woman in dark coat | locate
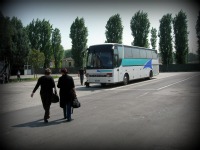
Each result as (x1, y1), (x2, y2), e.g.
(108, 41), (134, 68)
(31, 68), (56, 123)
(57, 68), (75, 121)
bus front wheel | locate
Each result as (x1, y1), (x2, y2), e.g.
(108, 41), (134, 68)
(123, 74), (129, 85)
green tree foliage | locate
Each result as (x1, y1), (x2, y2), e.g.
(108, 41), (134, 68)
(10, 17), (30, 68)
(52, 28), (63, 69)
(130, 10), (150, 47)
(150, 27), (157, 49)
(70, 17), (88, 67)
(26, 19), (41, 50)
(173, 10), (189, 64)
(28, 49), (45, 78)
(0, 13), (30, 70)
(105, 14), (123, 44)
(0, 12), (13, 62)
(196, 11), (200, 63)
(27, 19), (52, 68)
(40, 20), (52, 68)
(64, 49), (72, 58)
(159, 14), (173, 64)
(57, 45), (64, 68)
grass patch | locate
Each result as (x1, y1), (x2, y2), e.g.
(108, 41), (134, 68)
(52, 75), (60, 79)
(9, 78), (37, 83)
(9, 75), (60, 83)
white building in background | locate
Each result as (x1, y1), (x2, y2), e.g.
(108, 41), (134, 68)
(62, 57), (74, 68)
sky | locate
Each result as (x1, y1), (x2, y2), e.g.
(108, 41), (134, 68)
(1, 0), (199, 53)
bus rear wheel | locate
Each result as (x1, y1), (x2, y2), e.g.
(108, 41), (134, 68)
(123, 74), (129, 85)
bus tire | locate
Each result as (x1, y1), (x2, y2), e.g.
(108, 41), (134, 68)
(123, 74), (129, 85)
(101, 83), (106, 87)
(148, 70), (153, 80)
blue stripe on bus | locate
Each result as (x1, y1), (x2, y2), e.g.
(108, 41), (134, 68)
(122, 59), (152, 69)
(122, 59), (149, 66)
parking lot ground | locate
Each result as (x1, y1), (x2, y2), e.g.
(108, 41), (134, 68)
(0, 72), (200, 150)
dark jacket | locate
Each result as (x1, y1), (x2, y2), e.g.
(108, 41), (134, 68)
(57, 74), (75, 108)
(33, 75), (55, 96)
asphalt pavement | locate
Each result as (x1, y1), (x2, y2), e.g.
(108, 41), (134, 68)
(0, 72), (200, 150)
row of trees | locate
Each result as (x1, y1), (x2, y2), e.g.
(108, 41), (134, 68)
(105, 10), (193, 65)
(0, 12), (64, 76)
(1, 10), (200, 73)
(0, 14), (30, 70)
(71, 10), (199, 66)
(27, 19), (64, 74)
(26, 19), (64, 69)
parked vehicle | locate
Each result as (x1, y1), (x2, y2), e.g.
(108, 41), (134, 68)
(85, 43), (159, 87)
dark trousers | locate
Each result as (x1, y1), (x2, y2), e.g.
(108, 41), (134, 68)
(80, 75), (84, 85)
(41, 94), (51, 119)
(63, 101), (72, 120)
(17, 75), (21, 81)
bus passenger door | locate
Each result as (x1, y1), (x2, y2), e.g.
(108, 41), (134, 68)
(113, 45), (123, 83)
(113, 54), (119, 82)
(113, 47), (119, 82)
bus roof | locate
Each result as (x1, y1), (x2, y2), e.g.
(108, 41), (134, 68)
(89, 43), (120, 47)
(89, 43), (157, 51)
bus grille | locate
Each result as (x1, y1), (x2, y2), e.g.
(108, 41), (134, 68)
(89, 74), (107, 77)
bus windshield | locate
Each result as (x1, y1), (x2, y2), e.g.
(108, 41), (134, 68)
(87, 45), (113, 69)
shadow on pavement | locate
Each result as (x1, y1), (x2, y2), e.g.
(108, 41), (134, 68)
(12, 118), (68, 128)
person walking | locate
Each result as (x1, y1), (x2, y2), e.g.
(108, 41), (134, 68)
(17, 70), (21, 82)
(31, 68), (56, 123)
(57, 68), (75, 121)
(78, 67), (85, 85)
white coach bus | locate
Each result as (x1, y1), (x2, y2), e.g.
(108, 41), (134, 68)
(85, 43), (159, 87)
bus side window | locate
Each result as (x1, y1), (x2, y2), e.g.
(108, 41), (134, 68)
(140, 49), (147, 58)
(117, 46), (123, 66)
(146, 50), (152, 58)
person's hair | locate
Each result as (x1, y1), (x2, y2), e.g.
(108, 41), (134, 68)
(45, 68), (51, 75)
(61, 68), (68, 74)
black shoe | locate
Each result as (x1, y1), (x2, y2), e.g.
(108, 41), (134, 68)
(44, 119), (48, 123)
(67, 118), (73, 122)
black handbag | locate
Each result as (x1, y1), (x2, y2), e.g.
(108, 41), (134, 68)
(51, 90), (59, 103)
(71, 89), (80, 108)
(72, 97), (81, 108)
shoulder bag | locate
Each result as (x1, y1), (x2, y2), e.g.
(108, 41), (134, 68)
(51, 90), (59, 103)
(72, 89), (81, 108)
(72, 97), (81, 108)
